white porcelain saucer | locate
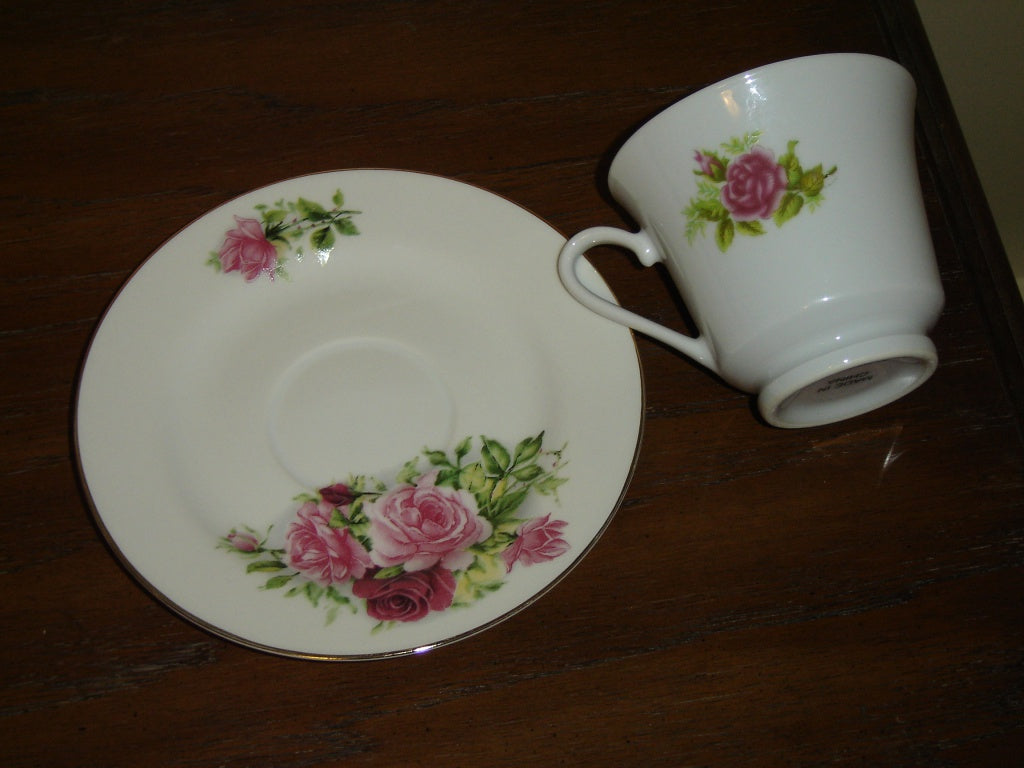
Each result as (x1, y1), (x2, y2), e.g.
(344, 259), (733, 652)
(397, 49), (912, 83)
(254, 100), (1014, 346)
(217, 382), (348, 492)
(75, 170), (643, 660)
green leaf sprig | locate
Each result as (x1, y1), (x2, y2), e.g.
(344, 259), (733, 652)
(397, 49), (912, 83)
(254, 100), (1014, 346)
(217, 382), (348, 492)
(255, 189), (360, 264)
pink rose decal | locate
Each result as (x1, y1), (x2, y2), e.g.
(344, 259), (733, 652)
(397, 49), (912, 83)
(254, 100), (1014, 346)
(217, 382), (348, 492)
(720, 145), (788, 221)
(364, 480), (492, 572)
(285, 500), (373, 585)
(221, 433), (571, 631)
(685, 134), (836, 252)
(352, 566), (457, 623)
(206, 188), (360, 283)
(216, 216), (279, 281)
(501, 514), (570, 572)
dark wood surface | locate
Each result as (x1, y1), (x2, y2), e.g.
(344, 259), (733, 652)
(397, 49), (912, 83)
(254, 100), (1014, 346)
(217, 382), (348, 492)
(3, 1), (1022, 765)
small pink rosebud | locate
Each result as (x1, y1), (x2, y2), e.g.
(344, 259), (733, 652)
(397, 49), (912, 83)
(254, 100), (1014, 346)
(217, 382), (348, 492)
(227, 530), (260, 552)
(694, 151), (726, 181)
(501, 514), (569, 572)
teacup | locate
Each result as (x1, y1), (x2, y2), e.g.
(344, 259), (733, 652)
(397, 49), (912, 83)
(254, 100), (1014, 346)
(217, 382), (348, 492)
(558, 53), (944, 428)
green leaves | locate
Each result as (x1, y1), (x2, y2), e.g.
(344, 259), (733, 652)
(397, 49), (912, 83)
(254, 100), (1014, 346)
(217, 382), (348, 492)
(284, 191), (360, 261)
(310, 225), (335, 254)
(480, 438), (510, 475)
(536, 475), (569, 495)
(691, 197), (729, 222)
(714, 218), (766, 252)
(736, 220), (765, 236)
(720, 131), (762, 155)
(263, 574), (295, 590)
(246, 559), (287, 573)
(684, 181), (730, 245)
(773, 192), (803, 227)
(776, 140), (835, 217)
(715, 219), (735, 253)
(295, 197), (329, 221)
(799, 164), (825, 196)
(458, 462), (487, 492)
(511, 463), (545, 482)
(513, 434), (542, 463)
(778, 139), (803, 186)
(283, 581), (355, 624)
(373, 565), (404, 580)
(396, 456), (422, 485)
(334, 217), (359, 236)
(411, 431), (567, 525)
(454, 435), (473, 461)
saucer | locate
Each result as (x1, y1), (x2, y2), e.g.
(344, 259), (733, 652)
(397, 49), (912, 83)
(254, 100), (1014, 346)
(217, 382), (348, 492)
(75, 170), (643, 659)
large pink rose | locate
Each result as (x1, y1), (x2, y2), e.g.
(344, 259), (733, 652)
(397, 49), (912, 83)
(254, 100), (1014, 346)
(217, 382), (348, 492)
(501, 514), (569, 573)
(217, 216), (279, 281)
(352, 566), (457, 622)
(364, 481), (492, 572)
(720, 145), (788, 220)
(285, 500), (373, 585)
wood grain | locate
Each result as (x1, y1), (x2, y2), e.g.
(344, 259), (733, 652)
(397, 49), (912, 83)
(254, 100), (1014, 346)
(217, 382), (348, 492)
(2, 1), (1022, 766)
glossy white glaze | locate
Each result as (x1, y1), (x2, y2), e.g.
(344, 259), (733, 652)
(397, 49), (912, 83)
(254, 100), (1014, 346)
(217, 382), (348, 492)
(559, 53), (943, 427)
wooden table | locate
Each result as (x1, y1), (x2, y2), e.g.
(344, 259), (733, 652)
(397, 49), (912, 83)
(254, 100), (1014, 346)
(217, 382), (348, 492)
(3, 1), (1022, 765)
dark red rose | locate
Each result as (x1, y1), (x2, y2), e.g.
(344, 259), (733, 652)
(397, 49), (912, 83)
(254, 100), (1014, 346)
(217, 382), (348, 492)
(352, 566), (457, 622)
(319, 483), (355, 507)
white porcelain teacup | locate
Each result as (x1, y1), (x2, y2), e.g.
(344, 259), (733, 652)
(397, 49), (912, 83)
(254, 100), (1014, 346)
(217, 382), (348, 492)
(558, 53), (944, 428)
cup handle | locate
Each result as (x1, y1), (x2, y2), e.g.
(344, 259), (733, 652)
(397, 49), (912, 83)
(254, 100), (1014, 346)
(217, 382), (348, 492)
(558, 226), (718, 373)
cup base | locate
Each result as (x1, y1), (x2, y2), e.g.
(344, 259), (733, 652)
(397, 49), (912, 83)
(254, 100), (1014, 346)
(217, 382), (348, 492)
(757, 335), (938, 428)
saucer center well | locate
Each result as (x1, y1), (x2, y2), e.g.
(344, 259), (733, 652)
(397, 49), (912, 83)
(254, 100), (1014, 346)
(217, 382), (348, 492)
(268, 338), (454, 488)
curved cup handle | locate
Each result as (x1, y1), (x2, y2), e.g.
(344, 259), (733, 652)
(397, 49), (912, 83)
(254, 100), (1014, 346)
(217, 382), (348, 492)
(557, 226), (718, 373)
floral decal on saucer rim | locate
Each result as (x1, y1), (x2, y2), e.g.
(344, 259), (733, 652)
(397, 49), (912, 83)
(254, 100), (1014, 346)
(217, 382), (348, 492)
(206, 189), (361, 281)
(684, 132), (836, 253)
(220, 433), (570, 631)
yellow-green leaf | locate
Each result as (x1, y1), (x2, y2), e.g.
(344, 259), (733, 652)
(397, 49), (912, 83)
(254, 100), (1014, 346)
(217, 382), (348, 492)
(716, 218), (735, 252)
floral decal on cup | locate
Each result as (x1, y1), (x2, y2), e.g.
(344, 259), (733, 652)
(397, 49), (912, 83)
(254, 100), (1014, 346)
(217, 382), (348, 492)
(684, 132), (836, 252)
(206, 189), (360, 281)
(220, 433), (570, 630)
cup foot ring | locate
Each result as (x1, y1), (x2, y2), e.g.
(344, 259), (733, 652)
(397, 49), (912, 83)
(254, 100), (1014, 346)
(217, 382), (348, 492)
(758, 335), (937, 428)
